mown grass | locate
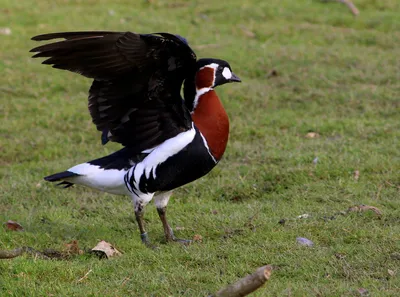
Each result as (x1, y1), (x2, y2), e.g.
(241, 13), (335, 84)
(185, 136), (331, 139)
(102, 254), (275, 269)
(1, 0), (399, 296)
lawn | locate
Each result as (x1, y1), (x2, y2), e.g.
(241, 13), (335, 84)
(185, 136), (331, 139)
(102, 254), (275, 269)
(1, 0), (399, 296)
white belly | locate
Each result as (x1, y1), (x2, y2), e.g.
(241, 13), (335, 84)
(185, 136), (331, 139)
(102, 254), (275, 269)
(66, 163), (131, 196)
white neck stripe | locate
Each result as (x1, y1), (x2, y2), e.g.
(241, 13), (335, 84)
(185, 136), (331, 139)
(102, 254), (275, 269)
(192, 87), (212, 113)
(199, 63), (219, 71)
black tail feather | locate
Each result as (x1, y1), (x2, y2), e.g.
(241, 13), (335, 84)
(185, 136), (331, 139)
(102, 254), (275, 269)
(44, 171), (80, 188)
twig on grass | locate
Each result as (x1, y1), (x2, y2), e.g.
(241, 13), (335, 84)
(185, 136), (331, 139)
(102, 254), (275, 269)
(211, 265), (272, 297)
(322, 0), (360, 16)
(76, 269), (93, 283)
(0, 247), (51, 259)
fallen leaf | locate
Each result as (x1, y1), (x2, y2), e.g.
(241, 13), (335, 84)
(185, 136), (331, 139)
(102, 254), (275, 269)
(334, 253), (346, 260)
(305, 132), (319, 138)
(0, 27), (11, 35)
(120, 276), (130, 286)
(296, 237), (314, 247)
(354, 170), (360, 181)
(4, 220), (24, 231)
(267, 69), (279, 78)
(388, 269), (395, 277)
(193, 234), (203, 242)
(348, 205), (382, 216)
(239, 25), (255, 38)
(357, 288), (369, 296)
(390, 252), (400, 260)
(64, 240), (83, 255)
(91, 240), (121, 258)
(278, 219), (286, 225)
(297, 214), (310, 219)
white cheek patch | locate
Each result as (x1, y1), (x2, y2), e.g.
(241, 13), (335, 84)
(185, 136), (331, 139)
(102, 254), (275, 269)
(222, 67), (232, 80)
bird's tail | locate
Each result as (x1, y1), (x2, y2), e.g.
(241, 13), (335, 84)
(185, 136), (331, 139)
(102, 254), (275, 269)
(44, 171), (80, 188)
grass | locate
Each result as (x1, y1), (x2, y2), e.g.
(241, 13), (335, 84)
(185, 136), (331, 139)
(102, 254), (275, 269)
(1, 0), (399, 296)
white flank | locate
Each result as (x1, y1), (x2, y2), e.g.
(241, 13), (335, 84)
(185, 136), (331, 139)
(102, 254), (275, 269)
(222, 67), (232, 80)
(133, 124), (196, 183)
(153, 191), (173, 208)
(66, 163), (130, 196)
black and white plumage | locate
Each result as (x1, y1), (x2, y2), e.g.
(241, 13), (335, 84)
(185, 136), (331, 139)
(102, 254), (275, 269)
(30, 31), (241, 246)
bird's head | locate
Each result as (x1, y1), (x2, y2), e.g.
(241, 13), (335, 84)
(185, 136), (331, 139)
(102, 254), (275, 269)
(194, 58), (241, 90)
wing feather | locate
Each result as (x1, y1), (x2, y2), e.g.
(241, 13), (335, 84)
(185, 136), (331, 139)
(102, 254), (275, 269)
(31, 31), (196, 152)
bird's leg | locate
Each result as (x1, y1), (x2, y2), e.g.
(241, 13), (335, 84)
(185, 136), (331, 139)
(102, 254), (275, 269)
(133, 199), (157, 249)
(154, 192), (192, 245)
(135, 208), (150, 246)
(156, 206), (176, 242)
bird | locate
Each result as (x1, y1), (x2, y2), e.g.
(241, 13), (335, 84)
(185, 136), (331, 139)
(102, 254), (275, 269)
(30, 31), (241, 247)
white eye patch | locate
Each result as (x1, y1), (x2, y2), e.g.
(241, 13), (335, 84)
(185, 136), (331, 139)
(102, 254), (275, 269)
(222, 67), (232, 80)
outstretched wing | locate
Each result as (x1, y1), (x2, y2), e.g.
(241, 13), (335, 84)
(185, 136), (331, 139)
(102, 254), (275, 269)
(30, 31), (197, 152)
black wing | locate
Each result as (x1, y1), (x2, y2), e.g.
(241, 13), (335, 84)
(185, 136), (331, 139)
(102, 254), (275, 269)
(30, 31), (197, 152)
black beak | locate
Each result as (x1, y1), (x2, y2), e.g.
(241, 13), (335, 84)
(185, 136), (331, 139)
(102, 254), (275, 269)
(229, 72), (241, 83)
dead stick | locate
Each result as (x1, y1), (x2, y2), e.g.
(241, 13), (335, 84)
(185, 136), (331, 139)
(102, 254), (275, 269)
(76, 269), (93, 283)
(212, 265), (272, 297)
(0, 247), (50, 259)
(338, 0), (359, 15)
(322, 0), (359, 16)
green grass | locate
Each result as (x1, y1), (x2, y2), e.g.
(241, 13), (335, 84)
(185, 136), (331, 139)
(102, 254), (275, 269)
(1, 0), (399, 296)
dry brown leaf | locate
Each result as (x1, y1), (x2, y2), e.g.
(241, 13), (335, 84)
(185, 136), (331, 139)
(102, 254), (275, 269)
(296, 237), (314, 247)
(305, 132), (320, 138)
(0, 28), (11, 35)
(390, 252), (400, 260)
(4, 220), (24, 231)
(357, 288), (369, 296)
(323, 0), (359, 16)
(193, 234), (203, 242)
(334, 253), (346, 260)
(64, 240), (83, 255)
(388, 269), (395, 277)
(91, 240), (121, 258)
(267, 69), (279, 78)
(348, 205), (382, 216)
(239, 26), (255, 38)
(354, 170), (360, 181)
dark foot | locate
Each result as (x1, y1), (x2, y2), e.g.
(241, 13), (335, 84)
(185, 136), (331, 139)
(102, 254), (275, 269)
(157, 207), (192, 245)
(165, 227), (192, 245)
(172, 238), (192, 245)
(140, 232), (159, 250)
